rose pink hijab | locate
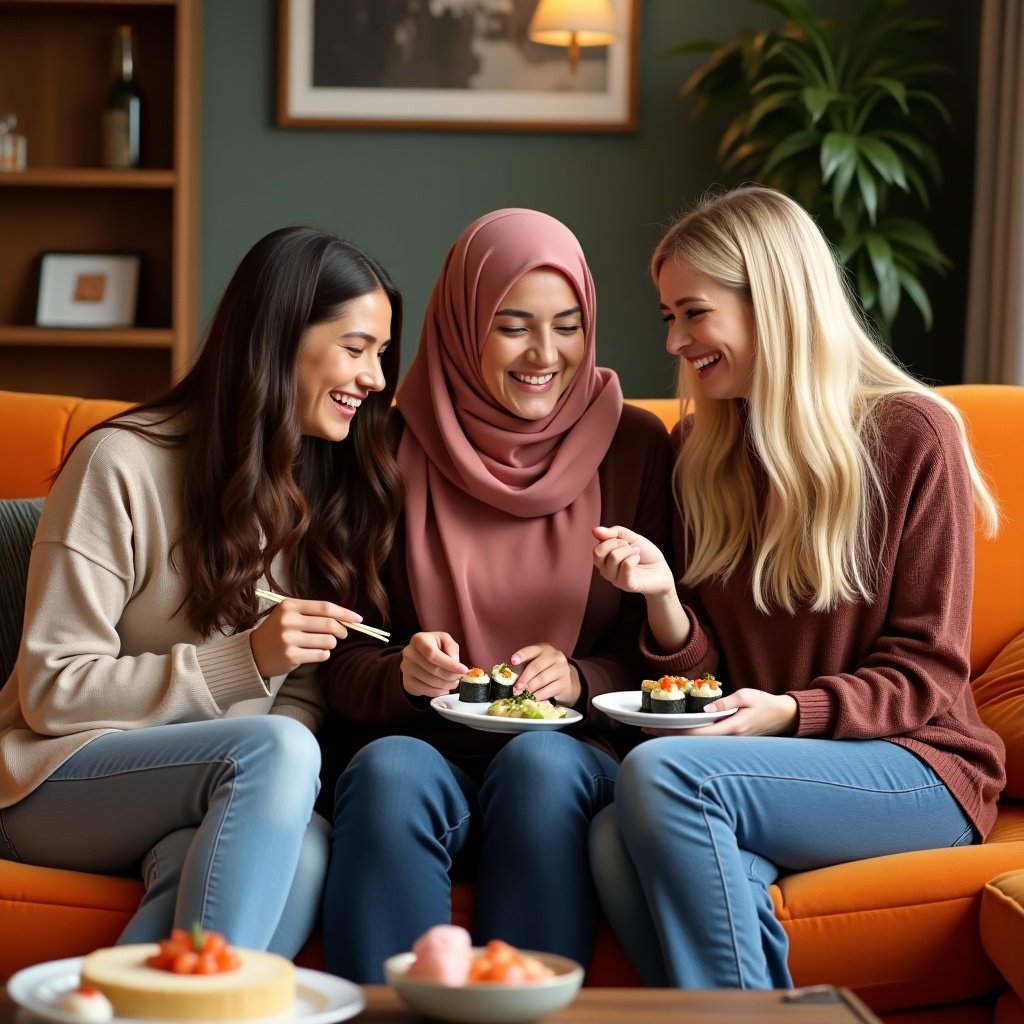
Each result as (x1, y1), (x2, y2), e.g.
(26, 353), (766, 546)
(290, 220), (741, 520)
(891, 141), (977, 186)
(396, 208), (623, 666)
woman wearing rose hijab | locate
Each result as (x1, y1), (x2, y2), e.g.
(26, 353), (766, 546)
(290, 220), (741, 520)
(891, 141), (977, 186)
(319, 208), (674, 982)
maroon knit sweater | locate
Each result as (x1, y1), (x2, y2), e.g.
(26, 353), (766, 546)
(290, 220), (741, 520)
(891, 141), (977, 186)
(642, 392), (1006, 840)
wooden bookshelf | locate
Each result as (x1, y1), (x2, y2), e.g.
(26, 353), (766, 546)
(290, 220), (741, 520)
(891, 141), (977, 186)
(0, 0), (199, 401)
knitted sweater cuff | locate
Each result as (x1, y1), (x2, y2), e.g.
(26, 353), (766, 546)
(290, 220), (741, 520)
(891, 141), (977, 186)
(196, 632), (270, 711)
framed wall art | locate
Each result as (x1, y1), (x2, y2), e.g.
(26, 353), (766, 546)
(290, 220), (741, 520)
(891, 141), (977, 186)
(36, 252), (141, 329)
(277, 0), (638, 133)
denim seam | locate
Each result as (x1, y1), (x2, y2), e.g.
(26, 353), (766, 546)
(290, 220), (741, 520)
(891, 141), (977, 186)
(697, 779), (746, 988)
(196, 755), (239, 930)
(437, 811), (472, 845)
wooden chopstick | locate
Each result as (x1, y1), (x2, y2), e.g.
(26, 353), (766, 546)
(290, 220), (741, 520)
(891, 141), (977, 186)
(255, 588), (390, 642)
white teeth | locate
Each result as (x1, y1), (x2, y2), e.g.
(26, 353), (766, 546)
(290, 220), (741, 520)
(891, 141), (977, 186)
(512, 372), (555, 385)
(331, 392), (362, 408)
(692, 354), (721, 371)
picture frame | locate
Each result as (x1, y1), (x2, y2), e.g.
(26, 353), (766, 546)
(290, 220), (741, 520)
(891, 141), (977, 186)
(277, 0), (638, 133)
(35, 252), (141, 329)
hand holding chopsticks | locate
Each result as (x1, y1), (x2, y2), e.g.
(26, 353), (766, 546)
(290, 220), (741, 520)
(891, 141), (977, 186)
(255, 589), (390, 642)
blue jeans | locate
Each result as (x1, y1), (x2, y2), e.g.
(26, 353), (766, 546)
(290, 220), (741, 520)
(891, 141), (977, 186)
(322, 732), (617, 982)
(588, 736), (974, 989)
(0, 716), (327, 957)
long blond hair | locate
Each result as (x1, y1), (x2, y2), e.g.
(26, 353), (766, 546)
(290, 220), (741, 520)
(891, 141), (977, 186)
(652, 186), (997, 613)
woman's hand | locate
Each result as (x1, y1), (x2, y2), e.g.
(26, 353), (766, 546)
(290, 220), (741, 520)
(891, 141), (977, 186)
(401, 632), (468, 699)
(592, 525), (675, 597)
(250, 598), (362, 679)
(593, 525), (691, 652)
(644, 688), (798, 738)
(510, 644), (581, 706)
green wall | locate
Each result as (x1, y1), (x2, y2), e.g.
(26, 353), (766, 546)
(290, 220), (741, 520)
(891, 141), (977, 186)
(200, 0), (979, 395)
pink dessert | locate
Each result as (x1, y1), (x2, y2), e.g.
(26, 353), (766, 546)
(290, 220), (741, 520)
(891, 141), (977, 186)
(405, 925), (473, 985)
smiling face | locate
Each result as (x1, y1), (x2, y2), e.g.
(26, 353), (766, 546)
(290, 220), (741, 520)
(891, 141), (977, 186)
(480, 268), (585, 420)
(295, 289), (392, 441)
(658, 257), (757, 401)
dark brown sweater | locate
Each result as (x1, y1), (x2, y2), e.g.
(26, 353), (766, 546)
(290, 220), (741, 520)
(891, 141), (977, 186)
(642, 393), (1006, 839)
(323, 403), (675, 779)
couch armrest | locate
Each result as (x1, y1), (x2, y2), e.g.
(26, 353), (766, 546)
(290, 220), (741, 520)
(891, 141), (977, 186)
(981, 870), (1024, 1001)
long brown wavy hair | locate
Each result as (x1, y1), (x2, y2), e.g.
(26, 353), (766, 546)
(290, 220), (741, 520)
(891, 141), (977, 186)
(58, 225), (404, 636)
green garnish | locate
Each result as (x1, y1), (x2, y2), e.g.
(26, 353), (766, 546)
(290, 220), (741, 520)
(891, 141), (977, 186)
(191, 921), (204, 951)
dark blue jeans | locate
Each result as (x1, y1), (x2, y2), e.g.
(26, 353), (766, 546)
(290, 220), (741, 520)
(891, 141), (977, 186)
(322, 731), (617, 982)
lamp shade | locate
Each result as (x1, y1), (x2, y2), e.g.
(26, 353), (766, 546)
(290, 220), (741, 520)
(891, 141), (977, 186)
(527, 0), (618, 48)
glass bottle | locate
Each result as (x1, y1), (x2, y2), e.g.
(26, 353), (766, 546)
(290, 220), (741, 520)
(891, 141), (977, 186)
(0, 113), (27, 172)
(102, 25), (142, 168)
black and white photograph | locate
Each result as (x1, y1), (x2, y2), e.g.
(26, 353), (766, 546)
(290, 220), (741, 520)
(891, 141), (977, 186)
(278, 0), (637, 131)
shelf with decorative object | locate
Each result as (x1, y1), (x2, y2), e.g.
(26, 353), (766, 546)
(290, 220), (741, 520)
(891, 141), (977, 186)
(0, 0), (199, 401)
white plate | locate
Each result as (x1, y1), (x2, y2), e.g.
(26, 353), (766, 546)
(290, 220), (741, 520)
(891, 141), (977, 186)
(6, 956), (366, 1024)
(592, 690), (738, 729)
(430, 694), (583, 733)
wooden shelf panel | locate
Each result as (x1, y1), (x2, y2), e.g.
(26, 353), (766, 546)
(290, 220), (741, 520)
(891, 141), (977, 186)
(0, 168), (175, 188)
(0, 327), (173, 348)
(0, 0), (196, 397)
(0, 344), (172, 402)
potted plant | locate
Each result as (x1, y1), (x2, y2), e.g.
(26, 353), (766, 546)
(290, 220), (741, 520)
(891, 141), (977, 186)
(672, 0), (952, 330)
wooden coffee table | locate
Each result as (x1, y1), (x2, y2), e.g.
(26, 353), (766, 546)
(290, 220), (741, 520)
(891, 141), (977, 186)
(0, 982), (883, 1023)
(355, 985), (883, 1022)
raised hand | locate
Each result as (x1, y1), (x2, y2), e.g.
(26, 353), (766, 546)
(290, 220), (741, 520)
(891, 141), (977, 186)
(592, 525), (675, 597)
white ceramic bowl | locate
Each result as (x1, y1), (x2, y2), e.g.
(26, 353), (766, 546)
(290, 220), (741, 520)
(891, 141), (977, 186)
(384, 948), (584, 1024)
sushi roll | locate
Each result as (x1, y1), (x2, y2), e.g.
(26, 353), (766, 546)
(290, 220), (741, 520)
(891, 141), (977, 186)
(649, 676), (690, 714)
(458, 667), (490, 703)
(687, 673), (723, 712)
(490, 662), (518, 700)
(640, 679), (658, 712)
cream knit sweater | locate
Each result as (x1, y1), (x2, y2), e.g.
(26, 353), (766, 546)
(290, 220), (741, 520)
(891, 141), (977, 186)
(0, 415), (325, 809)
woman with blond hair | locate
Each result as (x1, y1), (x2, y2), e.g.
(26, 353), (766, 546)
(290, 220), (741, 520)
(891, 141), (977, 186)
(590, 185), (1005, 989)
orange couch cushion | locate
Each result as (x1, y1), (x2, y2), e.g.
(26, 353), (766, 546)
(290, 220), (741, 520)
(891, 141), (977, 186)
(981, 871), (1024, 1003)
(775, 841), (1024, 1013)
(937, 385), (1024, 677)
(974, 631), (1024, 798)
(0, 861), (142, 979)
(0, 390), (130, 499)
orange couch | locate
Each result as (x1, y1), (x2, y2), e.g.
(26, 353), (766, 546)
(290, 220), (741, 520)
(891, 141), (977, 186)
(2, 386), (1024, 1023)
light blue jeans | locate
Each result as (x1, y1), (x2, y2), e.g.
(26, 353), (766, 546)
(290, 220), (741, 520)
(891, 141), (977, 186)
(0, 716), (327, 957)
(589, 736), (974, 989)
(322, 731), (618, 982)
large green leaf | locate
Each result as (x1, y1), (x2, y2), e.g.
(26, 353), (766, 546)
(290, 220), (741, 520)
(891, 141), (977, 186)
(860, 76), (908, 113)
(761, 129), (822, 177)
(758, 0), (838, 84)
(855, 157), (880, 222)
(876, 218), (947, 261)
(857, 136), (907, 189)
(802, 85), (840, 123)
(821, 132), (857, 182)
(895, 267), (934, 330)
(765, 37), (829, 87)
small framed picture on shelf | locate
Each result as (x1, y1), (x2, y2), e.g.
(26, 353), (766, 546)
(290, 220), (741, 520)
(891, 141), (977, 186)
(36, 252), (141, 328)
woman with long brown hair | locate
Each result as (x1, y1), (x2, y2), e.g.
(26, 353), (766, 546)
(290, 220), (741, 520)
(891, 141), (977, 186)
(0, 225), (404, 954)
